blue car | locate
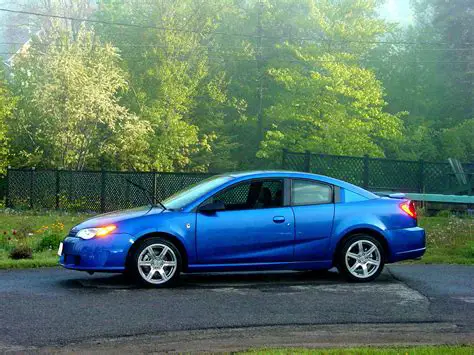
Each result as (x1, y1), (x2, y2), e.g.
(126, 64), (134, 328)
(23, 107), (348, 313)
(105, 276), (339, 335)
(59, 171), (425, 286)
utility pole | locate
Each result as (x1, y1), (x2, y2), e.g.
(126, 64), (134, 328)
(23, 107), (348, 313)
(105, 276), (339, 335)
(470, 47), (474, 119)
(256, 0), (264, 146)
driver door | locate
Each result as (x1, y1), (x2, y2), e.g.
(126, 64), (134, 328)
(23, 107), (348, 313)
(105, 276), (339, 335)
(195, 179), (295, 264)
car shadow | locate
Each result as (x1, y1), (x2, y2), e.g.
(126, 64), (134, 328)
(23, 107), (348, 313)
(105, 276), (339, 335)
(60, 268), (394, 290)
(181, 269), (342, 287)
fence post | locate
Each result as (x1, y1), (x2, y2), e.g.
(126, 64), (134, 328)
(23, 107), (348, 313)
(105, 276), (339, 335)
(282, 149), (288, 169)
(100, 168), (106, 213)
(304, 150), (311, 172)
(363, 155), (369, 189)
(5, 166), (10, 208)
(418, 159), (425, 193)
(152, 170), (157, 205)
(30, 167), (35, 209)
(55, 169), (60, 210)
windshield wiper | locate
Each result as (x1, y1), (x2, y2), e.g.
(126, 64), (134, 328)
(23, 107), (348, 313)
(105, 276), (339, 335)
(125, 178), (167, 211)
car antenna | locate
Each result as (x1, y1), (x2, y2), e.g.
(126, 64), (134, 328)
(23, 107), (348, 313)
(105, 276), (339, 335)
(125, 178), (167, 211)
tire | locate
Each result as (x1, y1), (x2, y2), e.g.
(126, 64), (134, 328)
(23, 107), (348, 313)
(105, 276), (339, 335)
(337, 234), (385, 282)
(129, 237), (182, 287)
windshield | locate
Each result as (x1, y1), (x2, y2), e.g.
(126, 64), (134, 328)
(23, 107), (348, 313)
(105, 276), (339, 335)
(162, 175), (234, 210)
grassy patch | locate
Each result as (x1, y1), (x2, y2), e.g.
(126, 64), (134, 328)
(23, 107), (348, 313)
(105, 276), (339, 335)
(0, 250), (58, 269)
(416, 216), (473, 265)
(0, 210), (93, 269)
(0, 210), (89, 232)
(239, 345), (474, 355)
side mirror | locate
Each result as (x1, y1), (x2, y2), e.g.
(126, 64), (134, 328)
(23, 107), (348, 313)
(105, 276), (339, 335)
(199, 200), (225, 213)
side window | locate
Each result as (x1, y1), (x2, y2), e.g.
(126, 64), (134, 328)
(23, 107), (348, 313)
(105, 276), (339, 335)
(214, 182), (250, 207)
(210, 179), (283, 211)
(292, 180), (332, 206)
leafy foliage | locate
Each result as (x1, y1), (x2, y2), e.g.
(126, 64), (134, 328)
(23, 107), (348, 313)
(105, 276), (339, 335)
(0, 69), (15, 174)
(7, 23), (151, 170)
(1, 0), (472, 172)
(252, 1), (404, 160)
(259, 56), (404, 159)
(371, 0), (474, 161)
(95, 0), (242, 171)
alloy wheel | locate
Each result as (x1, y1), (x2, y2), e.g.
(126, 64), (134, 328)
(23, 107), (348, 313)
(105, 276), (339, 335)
(137, 243), (178, 285)
(344, 239), (381, 279)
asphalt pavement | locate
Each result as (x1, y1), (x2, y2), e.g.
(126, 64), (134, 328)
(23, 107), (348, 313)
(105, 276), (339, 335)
(0, 265), (473, 352)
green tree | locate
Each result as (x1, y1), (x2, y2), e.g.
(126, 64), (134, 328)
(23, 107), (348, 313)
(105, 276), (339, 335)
(258, 55), (404, 159)
(0, 69), (15, 174)
(9, 0), (460, 172)
(371, 0), (473, 161)
(95, 0), (407, 168)
(95, 0), (243, 172)
(7, 23), (151, 170)
(439, 119), (474, 161)
(253, 0), (404, 161)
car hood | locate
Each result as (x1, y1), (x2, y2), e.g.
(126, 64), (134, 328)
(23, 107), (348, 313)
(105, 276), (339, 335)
(70, 206), (163, 232)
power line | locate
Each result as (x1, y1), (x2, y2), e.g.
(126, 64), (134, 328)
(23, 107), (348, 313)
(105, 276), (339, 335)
(379, 47), (474, 52)
(0, 7), (472, 47)
(2, 50), (471, 65)
(256, 0), (264, 144)
(0, 41), (261, 53)
(0, 7), (253, 39)
(0, 24), (40, 28)
(2, 42), (472, 54)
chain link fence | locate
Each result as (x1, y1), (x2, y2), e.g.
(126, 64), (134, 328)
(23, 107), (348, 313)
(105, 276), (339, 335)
(0, 176), (5, 203)
(282, 149), (473, 195)
(4, 169), (213, 212)
(2, 151), (472, 212)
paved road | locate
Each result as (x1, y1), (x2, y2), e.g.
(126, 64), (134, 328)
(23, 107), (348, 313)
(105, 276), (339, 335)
(0, 265), (473, 352)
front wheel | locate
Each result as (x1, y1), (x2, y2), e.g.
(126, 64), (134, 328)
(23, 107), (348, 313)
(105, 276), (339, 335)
(338, 234), (384, 282)
(130, 237), (182, 287)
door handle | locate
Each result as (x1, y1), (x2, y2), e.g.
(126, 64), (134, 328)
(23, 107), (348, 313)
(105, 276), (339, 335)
(273, 216), (285, 223)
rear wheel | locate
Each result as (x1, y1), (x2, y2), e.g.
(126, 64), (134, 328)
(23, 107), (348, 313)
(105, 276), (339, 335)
(130, 237), (182, 287)
(338, 234), (384, 282)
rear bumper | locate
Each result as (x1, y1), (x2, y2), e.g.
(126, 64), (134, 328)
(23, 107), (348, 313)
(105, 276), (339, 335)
(59, 233), (133, 272)
(385, 227), (426, 263)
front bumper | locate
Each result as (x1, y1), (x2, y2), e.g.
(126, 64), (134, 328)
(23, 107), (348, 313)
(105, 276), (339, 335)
(59, 233), (133, 272)
(385, 226), (426, 262)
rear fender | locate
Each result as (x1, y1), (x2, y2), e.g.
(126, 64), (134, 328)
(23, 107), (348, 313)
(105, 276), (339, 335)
(331, 201), (389, 252)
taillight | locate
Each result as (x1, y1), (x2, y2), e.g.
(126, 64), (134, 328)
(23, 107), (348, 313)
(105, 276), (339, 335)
(400, 200), (417, 219)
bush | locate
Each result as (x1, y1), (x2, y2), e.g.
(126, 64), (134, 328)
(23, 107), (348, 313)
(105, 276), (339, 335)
(9, 245), (33, 259)
(464, 242), (474, 259)
(37, 233), (63, 251)
(35, 221), (65, 251)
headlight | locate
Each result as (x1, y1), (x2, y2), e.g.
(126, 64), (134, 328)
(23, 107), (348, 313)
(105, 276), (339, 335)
(76, 225), (116, 240)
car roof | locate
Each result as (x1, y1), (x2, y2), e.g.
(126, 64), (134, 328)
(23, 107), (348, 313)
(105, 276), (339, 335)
(225, 170), (377, 199)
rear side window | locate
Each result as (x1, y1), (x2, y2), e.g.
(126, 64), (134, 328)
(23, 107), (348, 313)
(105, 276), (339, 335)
(292, 180), (332, 206)
(342, 189), (369, 203)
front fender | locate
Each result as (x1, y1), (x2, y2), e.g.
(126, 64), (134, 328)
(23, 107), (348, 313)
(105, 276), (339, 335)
(121, 211), (197, 264)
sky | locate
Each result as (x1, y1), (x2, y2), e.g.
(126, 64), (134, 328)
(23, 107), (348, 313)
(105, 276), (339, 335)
(379, 0), (414, 27)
